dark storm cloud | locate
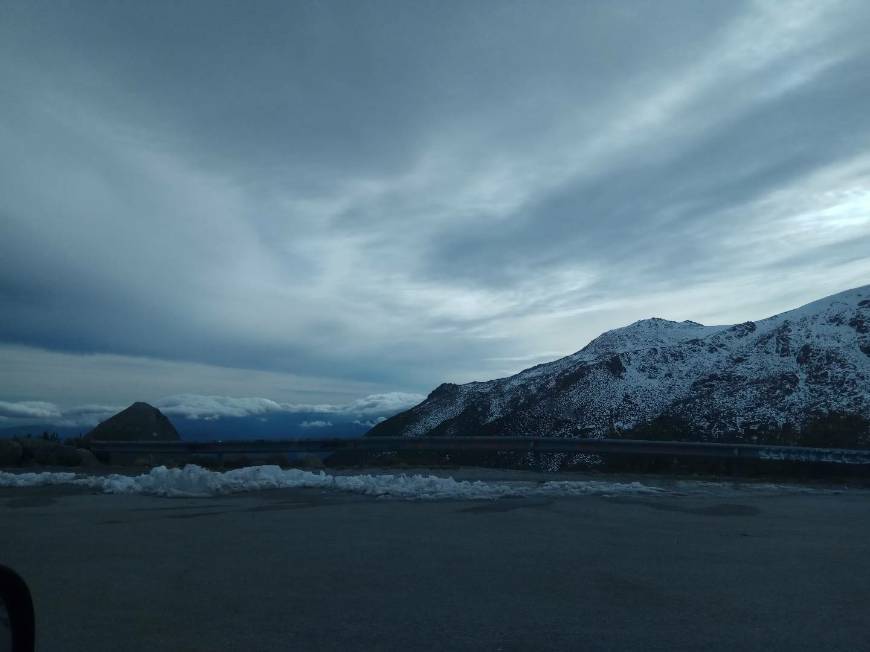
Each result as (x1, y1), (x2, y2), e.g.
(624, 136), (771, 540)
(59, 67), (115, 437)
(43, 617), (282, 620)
(1, 1), (741, 179)
(1, 0), (869, 406)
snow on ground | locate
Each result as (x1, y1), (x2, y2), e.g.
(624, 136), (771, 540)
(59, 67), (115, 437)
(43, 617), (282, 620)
(0, 470), (79, 487)
(0, 465), (844, 499)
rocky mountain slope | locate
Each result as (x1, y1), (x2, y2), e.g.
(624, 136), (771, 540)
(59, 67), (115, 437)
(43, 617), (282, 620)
(369, 286), (870, 441)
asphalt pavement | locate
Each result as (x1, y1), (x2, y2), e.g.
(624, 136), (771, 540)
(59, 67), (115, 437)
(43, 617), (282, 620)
(2, 471), (869, 651)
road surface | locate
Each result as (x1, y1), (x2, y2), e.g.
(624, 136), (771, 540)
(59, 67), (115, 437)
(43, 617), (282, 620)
(2, 469), (869, 651)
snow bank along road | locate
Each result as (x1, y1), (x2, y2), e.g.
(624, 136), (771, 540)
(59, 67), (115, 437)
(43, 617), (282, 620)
(1, 467), (869, 651)
(0, 464), (856, 499)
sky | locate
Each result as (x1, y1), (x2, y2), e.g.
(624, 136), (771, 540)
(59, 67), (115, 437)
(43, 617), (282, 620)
(1, 0), (869, 428)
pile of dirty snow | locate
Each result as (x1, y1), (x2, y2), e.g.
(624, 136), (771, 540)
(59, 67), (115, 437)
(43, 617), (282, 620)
(1, 465), (842, 500)
(0, 464), (672, 500)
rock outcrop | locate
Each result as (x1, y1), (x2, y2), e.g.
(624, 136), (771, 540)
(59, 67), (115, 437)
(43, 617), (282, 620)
(86, 402), (180, 441)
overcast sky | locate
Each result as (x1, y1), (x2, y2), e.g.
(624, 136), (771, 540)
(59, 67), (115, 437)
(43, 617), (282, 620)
(1, 0), (869, 422)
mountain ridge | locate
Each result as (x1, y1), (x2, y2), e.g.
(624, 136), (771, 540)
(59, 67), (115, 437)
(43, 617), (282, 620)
(368, 286), (870, 442)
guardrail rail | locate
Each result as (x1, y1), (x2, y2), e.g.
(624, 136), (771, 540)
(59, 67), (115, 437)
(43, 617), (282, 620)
(88, 437), (870, 466)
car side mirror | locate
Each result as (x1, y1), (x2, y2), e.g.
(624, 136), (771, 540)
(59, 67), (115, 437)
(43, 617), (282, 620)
(0, 565), (34, 652)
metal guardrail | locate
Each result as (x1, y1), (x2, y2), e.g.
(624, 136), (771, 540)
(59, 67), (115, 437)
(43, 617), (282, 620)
(88, 437), (870, 465)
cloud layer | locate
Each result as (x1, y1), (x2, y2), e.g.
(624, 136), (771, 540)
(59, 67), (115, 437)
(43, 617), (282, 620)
(1, 0), (869, 408)
(154, 392), (424, 421)
(0, 392), (424, 430)
(0, 401), (62, 420)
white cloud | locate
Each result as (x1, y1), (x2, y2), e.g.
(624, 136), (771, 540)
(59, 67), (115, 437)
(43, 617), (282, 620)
(0, 401), (62, 420)
(299, 420), (332, 429)
(55, 404), (123, 427)
(0, 401), (124, 429)
(0, 391), (426, 429)
(353, 416), (388, 428)
(147, 392), (424, 421)
(155, 395), (285, 420)
(341, 392), (425, 415)
(283, 392), (425, 416)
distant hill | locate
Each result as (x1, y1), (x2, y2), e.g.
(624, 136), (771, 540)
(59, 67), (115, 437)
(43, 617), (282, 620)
(370, 286), (870, 445)
(86, 402), (180, 441)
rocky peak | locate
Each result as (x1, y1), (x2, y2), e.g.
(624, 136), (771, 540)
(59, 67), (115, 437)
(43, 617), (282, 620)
(86, 402), (180, 441)
(369, 285), (870, 442)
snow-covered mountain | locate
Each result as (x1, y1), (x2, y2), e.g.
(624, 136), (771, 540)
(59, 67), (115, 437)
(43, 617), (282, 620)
(370, 286), (870, 441)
